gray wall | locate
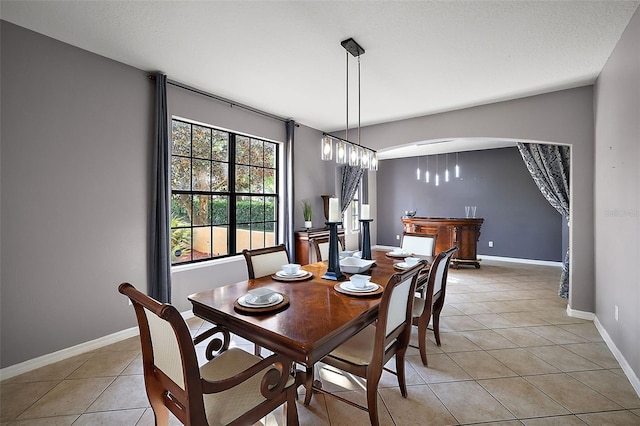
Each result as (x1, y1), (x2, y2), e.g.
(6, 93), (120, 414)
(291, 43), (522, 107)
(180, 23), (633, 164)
(1, 21), (153, 367)
(377, 147), (563, 261)
(359, 87), (595, 314)
(594, 7), (640, 380)
(0, 21), (337, 367)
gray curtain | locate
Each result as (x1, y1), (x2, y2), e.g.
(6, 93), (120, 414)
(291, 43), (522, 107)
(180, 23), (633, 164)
(339, 165), (364, 214)
(284, 121), (295, 260)
(149, 72), (172, 303)
(517, 143), (570, 298)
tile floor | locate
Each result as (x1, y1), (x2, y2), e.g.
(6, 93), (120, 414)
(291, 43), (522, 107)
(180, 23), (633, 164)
(2, 260), (640, 425)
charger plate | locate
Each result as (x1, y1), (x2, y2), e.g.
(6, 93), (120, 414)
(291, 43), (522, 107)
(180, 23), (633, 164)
(271, 271), (314, 282)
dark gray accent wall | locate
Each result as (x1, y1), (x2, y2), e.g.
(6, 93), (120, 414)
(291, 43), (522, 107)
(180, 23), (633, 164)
(377, 147), (563, 261)
(594, 7), (640, 381)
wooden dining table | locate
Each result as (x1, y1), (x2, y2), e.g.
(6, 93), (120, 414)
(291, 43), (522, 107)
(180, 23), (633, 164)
(188, 248), (432, 403)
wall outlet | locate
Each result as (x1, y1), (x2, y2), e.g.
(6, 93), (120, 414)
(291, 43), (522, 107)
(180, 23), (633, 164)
(614, 305), (619, 322)
(396, 234), (400, 240)
(488, 241), (494, 247)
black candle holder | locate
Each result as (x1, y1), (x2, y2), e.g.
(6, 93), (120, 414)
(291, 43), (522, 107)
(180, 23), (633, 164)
(360, 219), (373, 260)
(322, 221), (346, 281)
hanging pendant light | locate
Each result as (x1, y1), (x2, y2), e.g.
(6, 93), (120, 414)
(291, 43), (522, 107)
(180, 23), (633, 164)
(455, 152), (460, 178)
(425, 155), (430, 183)
(416, 156), (421, 180)
(435, 154), (440, 186)
(320, 38), (377, 171)
(445, 153), (450, 182)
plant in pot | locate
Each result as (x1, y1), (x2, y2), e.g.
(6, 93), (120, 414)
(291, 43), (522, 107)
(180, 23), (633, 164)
(302, 200), (313, 229)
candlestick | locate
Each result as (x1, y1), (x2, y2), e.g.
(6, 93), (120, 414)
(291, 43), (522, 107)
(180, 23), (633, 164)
(328, 197), (340, 222)
(322, 221), (346, 281)
(360, 219), (373, 260)
(361, 204), (370, 220)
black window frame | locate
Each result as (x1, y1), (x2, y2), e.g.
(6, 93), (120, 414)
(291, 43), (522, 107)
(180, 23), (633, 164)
(170, 118), (280, 265)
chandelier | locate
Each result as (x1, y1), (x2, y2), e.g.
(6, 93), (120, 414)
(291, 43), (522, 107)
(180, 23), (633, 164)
(321, 38), (378, 171)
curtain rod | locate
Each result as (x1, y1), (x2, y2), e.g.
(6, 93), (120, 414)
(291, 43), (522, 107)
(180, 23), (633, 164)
(148, 74), (290, 124)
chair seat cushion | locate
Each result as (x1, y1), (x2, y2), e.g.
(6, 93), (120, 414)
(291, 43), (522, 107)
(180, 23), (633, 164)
(327, 325), (376, 366)
(412, 297), (426, 317)
(201, 347), (294, 425)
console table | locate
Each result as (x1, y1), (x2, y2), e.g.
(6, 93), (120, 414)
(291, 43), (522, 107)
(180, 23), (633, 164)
(401, 217), (483, 268)
(294, 227), (345, 265)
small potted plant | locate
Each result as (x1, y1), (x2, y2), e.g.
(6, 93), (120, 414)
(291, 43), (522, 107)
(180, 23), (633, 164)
(302, 200), (313, 229)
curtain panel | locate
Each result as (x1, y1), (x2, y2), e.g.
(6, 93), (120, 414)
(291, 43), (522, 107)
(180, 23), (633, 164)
(149, 72), (172, 303)
(284, 121), (295, 259)
(339, 165), (364, 214)
(517, 143), (570, 298)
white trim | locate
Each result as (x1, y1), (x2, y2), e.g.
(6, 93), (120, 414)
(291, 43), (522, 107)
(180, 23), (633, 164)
(478, 255), (562, 267)
(0, 327), (139, 381)
(0, 308), (198, 381)
(594, 316), (640, 397)
(566, 305), (595, 320)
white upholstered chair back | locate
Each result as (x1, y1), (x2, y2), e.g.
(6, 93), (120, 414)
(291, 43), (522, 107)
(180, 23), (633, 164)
(144, 307), (185, 389)
(386, 275), (414, 335)
(402, 234), (436, 256)
(250, 250), (289, 278)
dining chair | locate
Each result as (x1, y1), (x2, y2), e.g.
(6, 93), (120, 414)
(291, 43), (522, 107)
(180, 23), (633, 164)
(243, 244), (291, 279)
(410, 246), (458, 366)
(242, 244), (291, 356)
(314, 261), (425, 426)
(401, 231), (438, 287)
(119, 283), (301, 426)
(309, 236), (345, 262)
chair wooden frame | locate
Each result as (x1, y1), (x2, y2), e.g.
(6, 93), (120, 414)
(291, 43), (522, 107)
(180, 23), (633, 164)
(119, 283), (302, 425)
(314, 261), (425, 426)
(411, 246), (458, 366)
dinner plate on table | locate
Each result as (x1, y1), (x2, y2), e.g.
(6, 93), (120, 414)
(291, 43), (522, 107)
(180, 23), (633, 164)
(394, 262), (411, 270)
(340, 281), (378, 293)
(386, 251), (411, 258)
(237, 292), (284, 308)
(275, 270), (308, 278)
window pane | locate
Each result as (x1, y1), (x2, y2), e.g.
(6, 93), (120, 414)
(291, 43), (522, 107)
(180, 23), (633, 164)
(251, 226), (265, 249)
(250, 139), (264, 166)
(236, 195), (250, 224)
(192, 125), (211, 159)
(193, 226), (212, 259)
(264, 142), (276, 168)
(171, 227), (192, 264)
(250, 166), (264, 193)
(211, 161), (228, 192)
(212, 130), (228, 162)
(265, 196), (276, 221)
(212, 195), (228, 225)
(212, 225), (229, 256)
(172, 121), (190, 156)
(264, 168), (275, 194)
(265, 222), (276, 246)
(236, 136), (250, 164)
(171, 157), (191, 190)
(251, 196), (265, 222)
(236, 165), (250, 193)
(192, 159), (211, 191)
(193, 195), (211, 226)
(171, 194), (191, 222)
(236, 227), (250, 252)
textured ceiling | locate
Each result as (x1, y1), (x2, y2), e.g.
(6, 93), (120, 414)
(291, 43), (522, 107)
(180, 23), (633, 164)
(2, 1), (638, 156)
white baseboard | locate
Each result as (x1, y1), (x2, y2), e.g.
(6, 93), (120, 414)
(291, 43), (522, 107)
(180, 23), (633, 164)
(566, 305), (596, 321)
(0, 327), (139, 381)
(594, 316), (640, 397)
(478, 255), (562, 267)
(0, 309), (198, 382)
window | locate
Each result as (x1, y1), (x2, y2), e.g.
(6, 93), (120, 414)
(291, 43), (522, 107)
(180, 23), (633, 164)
(350, 182), (361, 232)
(170, 119), (279, 265)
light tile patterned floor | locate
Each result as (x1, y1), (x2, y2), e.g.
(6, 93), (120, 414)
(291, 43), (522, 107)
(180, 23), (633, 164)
(2, 260), (639, 425)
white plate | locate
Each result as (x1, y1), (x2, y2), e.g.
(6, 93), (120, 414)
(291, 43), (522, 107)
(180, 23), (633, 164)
(387, 251), (409, 257)
(238, 292), (284, 308)
(340, 281), (378, 293)
(275, 270), (307, 278)
(395, 262), (410, 269)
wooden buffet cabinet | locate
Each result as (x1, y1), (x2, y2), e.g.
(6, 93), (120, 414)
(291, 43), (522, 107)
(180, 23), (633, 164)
(401, 217), (484, 268)
(294, 227), (345, 265)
